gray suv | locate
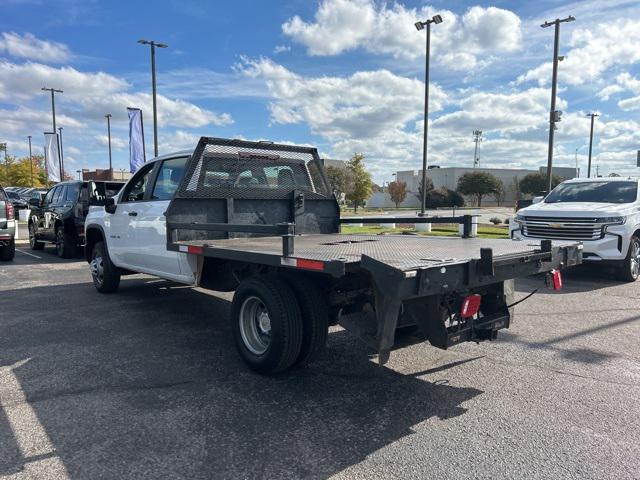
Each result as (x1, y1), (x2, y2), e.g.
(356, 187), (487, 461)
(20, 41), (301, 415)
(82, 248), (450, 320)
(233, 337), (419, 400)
(0, 185), (16, 261)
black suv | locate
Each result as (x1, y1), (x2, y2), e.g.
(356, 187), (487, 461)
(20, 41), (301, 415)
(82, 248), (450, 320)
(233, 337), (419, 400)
(29, 180), (123, 258)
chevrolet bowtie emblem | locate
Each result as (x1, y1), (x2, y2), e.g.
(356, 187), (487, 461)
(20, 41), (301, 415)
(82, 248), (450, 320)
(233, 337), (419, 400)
(549, 223), (563, 228)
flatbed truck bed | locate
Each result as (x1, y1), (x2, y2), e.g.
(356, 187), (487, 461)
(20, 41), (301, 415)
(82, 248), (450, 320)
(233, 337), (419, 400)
(159, 137), (583, 373)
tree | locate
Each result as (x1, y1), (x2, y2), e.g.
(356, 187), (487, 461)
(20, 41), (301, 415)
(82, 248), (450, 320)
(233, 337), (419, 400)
(0, 154), (52, 187)
(456, 171), (501, 207)
(415, 172), (434, 202)
(345, 153), (372, 213)
(325, 165), (351, 202)
(388, 181), (407, 208)
(492, 179), (506, 206)
(519, 172), (562, 196)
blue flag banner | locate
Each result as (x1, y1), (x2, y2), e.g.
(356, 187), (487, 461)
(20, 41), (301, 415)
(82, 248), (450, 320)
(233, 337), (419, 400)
(128, 107), (146, 173)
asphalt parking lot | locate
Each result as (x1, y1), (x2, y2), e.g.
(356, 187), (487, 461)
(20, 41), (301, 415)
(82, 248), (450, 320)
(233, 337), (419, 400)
(1, 244), (639, 479)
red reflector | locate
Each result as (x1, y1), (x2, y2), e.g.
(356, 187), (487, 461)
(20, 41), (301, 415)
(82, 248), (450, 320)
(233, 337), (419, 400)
(187, 245), (203, 255)
(6, 203), (14, 220)
(551, 269), (562, 291)
(460, 294), (481, 318)
(296, 258), (324, 271)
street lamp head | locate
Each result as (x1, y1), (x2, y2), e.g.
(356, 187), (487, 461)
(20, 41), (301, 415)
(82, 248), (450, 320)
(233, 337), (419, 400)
(156, 43), (168, 48)
(431, 14), (443, 24)
(415, 21), (425, 31)
(138, 39), (150, 45)
(105, 113), (112, 118)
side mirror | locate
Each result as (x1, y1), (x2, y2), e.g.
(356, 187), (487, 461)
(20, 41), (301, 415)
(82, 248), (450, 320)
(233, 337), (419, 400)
(29, 198), (40, 207)
(532, 196), (544, 204)
(105, 197), (117, 214)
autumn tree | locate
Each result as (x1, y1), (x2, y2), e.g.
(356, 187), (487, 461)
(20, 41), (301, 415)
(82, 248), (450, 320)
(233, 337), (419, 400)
(388, 181), (407, 208)
(0, 155), (51, 187)
(345, 153), (372, 213)
(457, 171), (501, 207)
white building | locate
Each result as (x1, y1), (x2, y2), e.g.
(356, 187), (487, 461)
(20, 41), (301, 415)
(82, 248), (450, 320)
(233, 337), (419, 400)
(370, 166), (577, 208)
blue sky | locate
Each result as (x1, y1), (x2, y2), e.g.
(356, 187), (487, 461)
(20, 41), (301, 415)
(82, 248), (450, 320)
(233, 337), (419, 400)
(2, 0), (640, 183)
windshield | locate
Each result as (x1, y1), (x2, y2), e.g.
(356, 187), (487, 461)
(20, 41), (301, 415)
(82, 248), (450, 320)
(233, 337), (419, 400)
(545, 181), (638, 204)
(7, 191), (20, 200)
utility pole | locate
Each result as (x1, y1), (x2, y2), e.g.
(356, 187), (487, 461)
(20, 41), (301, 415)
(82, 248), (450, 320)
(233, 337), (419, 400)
(472, 130), (482, 168)
(42, 87), (63, 178)
(138, 39), (168, 158)
(105, 113), (113, 178)
(541, 15), (575, 192)
(586, 112), (599, 178)
(596, 164), (600, 177)
(28, 136), (33, 187)
(58, 127), (64, 178)
(415, 14), (443, 215)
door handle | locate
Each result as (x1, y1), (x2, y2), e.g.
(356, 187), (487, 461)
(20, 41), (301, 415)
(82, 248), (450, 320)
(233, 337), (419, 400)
(128, 211), (138, 217)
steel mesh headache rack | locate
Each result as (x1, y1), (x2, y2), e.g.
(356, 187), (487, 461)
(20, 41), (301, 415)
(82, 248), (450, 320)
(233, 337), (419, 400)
(165, 137), (582, 368)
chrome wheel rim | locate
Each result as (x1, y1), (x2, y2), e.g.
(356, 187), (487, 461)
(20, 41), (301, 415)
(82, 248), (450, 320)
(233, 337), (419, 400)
(631, 240), (640, 278)
(90, 254), (104, 285)
(239, 296), (271, 355)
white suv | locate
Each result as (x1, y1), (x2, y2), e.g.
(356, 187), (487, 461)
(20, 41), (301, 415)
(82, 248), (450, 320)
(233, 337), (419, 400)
(511, 177), (640, 281)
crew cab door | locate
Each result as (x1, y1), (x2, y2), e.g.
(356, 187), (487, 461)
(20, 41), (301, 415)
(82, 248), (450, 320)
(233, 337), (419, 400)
(108, 163), (156, 268)
(134, 157), (189, 276)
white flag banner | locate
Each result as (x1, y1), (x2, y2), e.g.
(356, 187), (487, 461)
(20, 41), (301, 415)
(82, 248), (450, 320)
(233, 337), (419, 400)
(44, 133), (60, 182)
(128, 108), (146, 173)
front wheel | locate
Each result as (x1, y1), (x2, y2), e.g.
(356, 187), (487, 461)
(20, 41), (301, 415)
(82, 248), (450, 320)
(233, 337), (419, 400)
(231, 275), (303, 374)
(617, 235), (640, 282)
(90, 241), (120, 293)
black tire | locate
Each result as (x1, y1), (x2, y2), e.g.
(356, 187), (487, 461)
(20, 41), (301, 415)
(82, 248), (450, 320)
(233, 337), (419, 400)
(55, 226), (76, 259)
(283, 275), (329, 366)
(0, 240), (15, 261)
(90, 241), (120, 293)
(617, 235), (640, 282)
(29, 223), (44, 250)
(231, 275), (303, 374)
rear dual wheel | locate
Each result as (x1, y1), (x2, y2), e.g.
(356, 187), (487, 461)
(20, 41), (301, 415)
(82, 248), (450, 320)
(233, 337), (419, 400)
(231, 274), (328, 374)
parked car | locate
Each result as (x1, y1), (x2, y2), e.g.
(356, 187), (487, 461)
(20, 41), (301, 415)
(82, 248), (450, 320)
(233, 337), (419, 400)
(28, 180), (124, 258)
(5, 190), (29, 212)
(511, 177), (640, 281)
(0, 185), (16, 261)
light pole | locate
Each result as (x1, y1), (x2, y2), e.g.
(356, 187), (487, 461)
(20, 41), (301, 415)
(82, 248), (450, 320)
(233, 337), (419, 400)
(58, 127), (64, 178)
(415, 14), (443, 215)
(105, 113), (113, 177)
(42, 87), (63, 177)
(541, 15), (575, 193)
(586, 112), (599, 178)
(28, 136), (33, 187)
(138, 39), (168, 158)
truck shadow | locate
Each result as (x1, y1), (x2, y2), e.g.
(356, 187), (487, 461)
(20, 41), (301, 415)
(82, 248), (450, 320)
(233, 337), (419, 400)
(0, 278), (482, 479)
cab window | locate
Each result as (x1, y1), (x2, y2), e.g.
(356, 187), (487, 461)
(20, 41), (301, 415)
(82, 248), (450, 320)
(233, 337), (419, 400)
(151, 157), (188, 200)
(121, 164), (155, 202)
(52, 186), (66, 205)
(43, 187), (56, 205)
(65, 183), (80, 202)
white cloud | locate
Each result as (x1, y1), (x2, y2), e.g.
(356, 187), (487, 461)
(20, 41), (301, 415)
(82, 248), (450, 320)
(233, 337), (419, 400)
(282, 0), (521, 70)
(273, 45), (291, 54)
(95, 134), (127, 150)
(517, 19), (640, 86)
(241, 57), (447, 141)
(0, 32), (71, 63)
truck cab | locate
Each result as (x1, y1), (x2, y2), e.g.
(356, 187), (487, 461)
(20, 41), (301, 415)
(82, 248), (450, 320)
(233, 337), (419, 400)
(511, 177), (640, 281)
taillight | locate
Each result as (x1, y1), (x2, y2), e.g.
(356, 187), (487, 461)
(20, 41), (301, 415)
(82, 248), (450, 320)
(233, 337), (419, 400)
(551, 269), (562, 291)
(460, 294), (481, 318)
(5, 202), (14, 220)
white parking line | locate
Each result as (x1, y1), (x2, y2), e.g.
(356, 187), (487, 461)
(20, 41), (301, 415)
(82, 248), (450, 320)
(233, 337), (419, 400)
(0, 359), (70, 479)
(15, 249), (41, 259)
